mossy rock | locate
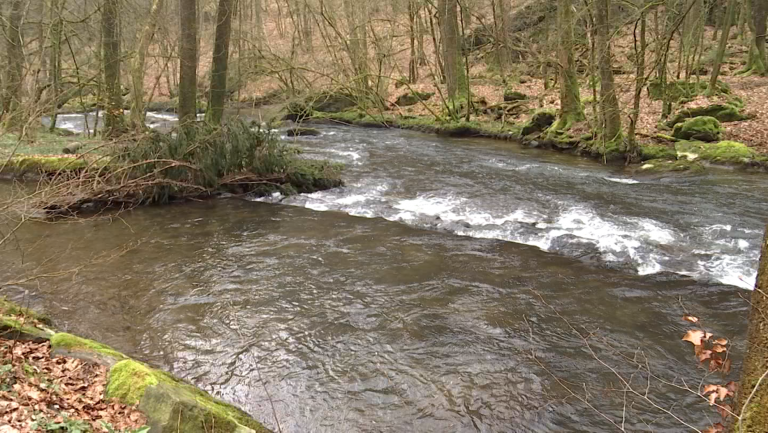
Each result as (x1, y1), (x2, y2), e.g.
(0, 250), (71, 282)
(583, 135), (627, 162)
(639, 158), (705, 173)
(521, 110), (556, 136)
(1, 156), (88, 176)
(50, 332), (128, 367)
(672, 116), (722, 142)
(640, 144), (677, 161)
(286, 127), (322, 137)
(145, 99), (179, 113)
(647, 79), (730, 102)
(675, 140), (757, 164)
(393, 91), (434, 107)
(0, 318), (54, 342)
(503, 90), (527, 102)
(0, 298), (53, 325)
(307, 91), (358, 113)
(666, 104), (751, 127)
(108, 360), (270, 433)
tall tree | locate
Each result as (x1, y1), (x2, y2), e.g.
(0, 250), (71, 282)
(1, 0), (25, 127)
(178, 0), (198, 125)
(438, 0), (466, 99)
(553, 0), (584, 130)
(741, 0), (768, 75)
(206, 0), (235, 125)
(49, 0), (65, 132)
(595, 0), (622, 140)
(102, 0), (124, 136)
(710, 0), (738, 90)
(130, 0), (165, 129)
(627, 10), (646, 158)
(344, 0), (370, 92)
(733, 226), (768, 431)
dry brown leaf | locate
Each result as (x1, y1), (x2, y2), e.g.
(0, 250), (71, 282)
(714, 338), (728, 345)
(683, 315), (699, 323)
(683, 329), (706, 346)
(713, 345), (728, 353)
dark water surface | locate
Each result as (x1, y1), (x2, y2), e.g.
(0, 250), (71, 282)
(3, 119), (765, 431)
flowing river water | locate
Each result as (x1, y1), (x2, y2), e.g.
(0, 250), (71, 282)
(1, 114), (766, 431)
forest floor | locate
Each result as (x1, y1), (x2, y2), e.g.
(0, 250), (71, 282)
(0, 337), (146, 433)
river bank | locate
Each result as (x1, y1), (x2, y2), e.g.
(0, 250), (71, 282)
(0, 298), (271, 433)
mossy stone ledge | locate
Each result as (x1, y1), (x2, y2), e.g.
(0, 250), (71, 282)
(0, 299), (272, 433)
(671, 116), (723, 142)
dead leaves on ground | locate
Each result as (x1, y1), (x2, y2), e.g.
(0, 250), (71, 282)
(0, 338), (146, 432)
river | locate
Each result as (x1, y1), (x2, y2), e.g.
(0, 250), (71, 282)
(1, 114), (763, 431)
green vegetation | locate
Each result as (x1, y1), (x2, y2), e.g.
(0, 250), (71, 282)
(676, 140), (758, 163)
(51, 333), (128, 363)
(640, 144), (677, 161)
(666, 103), (751, 127)
(647, 79), (730, 102)
(671, 116), (723, 142)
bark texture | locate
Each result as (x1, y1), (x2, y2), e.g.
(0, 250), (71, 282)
(554, 0), (584, 130)
(595, 0), (622, 140)
(207, 0), (235, 125)
(2, 0), (25, 127)
(102, 0), (124, 136)
(130, 0), (164, 128)
(438, 0), (466, 98)
(734, 226), (768, 432)
(178, 0), (198, 125)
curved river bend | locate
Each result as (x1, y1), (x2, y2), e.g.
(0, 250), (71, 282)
(2, 119), (766, 431)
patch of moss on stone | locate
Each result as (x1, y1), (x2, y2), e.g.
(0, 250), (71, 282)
(672, 116), (722, 142)
(0, 298), (52, 325)
(640, 144), (677, 161)
(521, 109), (556, 136)
(639, 158), (705, 173)
(666, 104), (751, 127)
(50, 333), (128, 363)
(675, 140), (757, 164)
(2, 156), (89, 175)
(109, 360), (270, 432)
(0, 318), (53, 342)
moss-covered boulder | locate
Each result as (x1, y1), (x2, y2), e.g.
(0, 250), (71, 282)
(0, 318), (54, 342)
(108, 360), (270, 433)
(503, 90), (527, 102)
(666, 104), (751, 127)
(521, 110), (556, 136)
(638, 158), (705, 173)
(51, 333), (128, 367)
(640, 144), (677, 161)
(647, 79), (730, 102)
(675, 140), (757, 164)
(0, 156), (89, 177)
(393, 91), (434, 107)
(672, 116), (722, 142)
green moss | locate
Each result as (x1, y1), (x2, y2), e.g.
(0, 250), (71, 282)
(50, 333), (128, 362)
(672, 116), (722, 142)
(647, 79), (729, 102)
(639, 158), (705, 173)
(0, 318), (53, 341)
(640, 144), (677, 161)
(106, 359), (161, 405)
(0, 298), (52, 324)
(109, 360), (269, 432)
(2, 156), (89, 174)
(285, 159), (344, 194)
(675, 140), (757, 164)
(522, 109), (556, 136)
(666, 104), (751, 127)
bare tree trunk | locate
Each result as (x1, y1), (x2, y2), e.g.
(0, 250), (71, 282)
(254, 0), (265, 48)
(102, 0), (124, 136)
(438, 0), (466, 99)
(553, 0), (584, 130)
(493, 0), (510, 71)
(49, 0), (65, 132)
(733, 226), (768, 432)
(627, 11), (646, 158)
(2, 0), (24, 127)
(344, 0), (370, 92)
(710, 0), (738, 90)
(408, 0), (419, 82)
(179, 0), (198, 125)
(130, 0), (164, 129)
(595, 0), (622, 140)
(206, 0), (235, 125)
(741, 0), (768, 74)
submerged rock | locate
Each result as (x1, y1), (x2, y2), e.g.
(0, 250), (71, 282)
(286, 126), (322, 137)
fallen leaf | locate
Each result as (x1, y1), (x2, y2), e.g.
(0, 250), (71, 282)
(713, 345), (727, 353)
(703, 384), (718, 394)
(683, 329), (706, 346)
(683, 315), (699, 323)
(717, 386), (729, 402)
(708, 392), (717, 405)
(698, 350), (713, 362)
(714, 338), (728, 345)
